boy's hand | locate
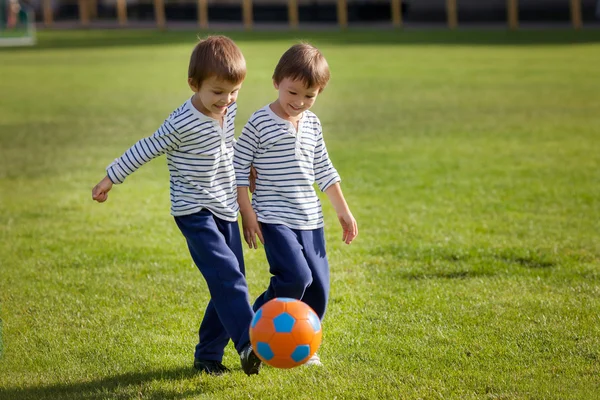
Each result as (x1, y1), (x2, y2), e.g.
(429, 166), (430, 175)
(92, 176), (113, 203)
(337, 211), (358, 245)
(241, 209), (264, 249)
(249, 165), (257, 193)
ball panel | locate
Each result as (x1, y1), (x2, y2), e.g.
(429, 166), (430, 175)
(290, 319), (316, 344)
(259, 299), (287, 318)
(250, 309), (262, 329)
(275, 297), (297, 303)
(310, 329), (323, 355)
(284, 299), (313, 319)
(268, 332), (297, 358)
(268, 356), (300, 369)
(307, 310), (322, 332)
(256, 342), (275, 361)
(249, 317), (275, 343)
(273, 312), (295, 333)
(290, 345), (311, 363)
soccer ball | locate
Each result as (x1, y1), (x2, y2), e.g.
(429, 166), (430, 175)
(249, 298), (322, 369)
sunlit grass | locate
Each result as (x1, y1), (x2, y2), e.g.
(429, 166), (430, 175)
(1, 29), (599, 399)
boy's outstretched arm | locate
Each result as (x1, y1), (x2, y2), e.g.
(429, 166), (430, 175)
(237, 186), (264, 249)
(92, 176), (114, 203)
(324, 182), (358, 245)
(91, 118), (182, 204)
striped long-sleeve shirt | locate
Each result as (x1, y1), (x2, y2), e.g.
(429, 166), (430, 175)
(234, 105), (340, 230)
(107, 98), (240, 221)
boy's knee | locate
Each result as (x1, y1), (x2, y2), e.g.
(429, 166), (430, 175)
(288, 269), (313, 292)
(215, 264), (245, 285)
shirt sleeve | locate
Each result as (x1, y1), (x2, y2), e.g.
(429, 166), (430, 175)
(106, 119), (181, 184)
(313, 123), (340, 192)
(233, 119), (260, 187)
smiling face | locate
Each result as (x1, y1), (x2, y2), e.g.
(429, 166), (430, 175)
(272, 77), (320, 121)
(188, 75), (242, 120)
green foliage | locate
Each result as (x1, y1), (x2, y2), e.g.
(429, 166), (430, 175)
(1, 29), (599, 399)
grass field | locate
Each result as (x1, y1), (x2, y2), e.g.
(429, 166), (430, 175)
(1, 29), (599, 399)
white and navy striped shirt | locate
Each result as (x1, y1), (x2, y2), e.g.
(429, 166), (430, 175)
(107, 98), (239, 221)
(234, 105), (340, 230)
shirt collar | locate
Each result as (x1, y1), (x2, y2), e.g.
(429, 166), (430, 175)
(264, 104), (304, 127)
(186, 97), (228, 124)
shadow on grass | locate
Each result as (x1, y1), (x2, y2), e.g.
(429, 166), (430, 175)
(496, 252), (557, 269)
(0, 367), (218, 400)
(401, 270), (494, 280)
(370, 244), (476, 264)
(2, 29), (600, 52)
(368, 244), (571, 279)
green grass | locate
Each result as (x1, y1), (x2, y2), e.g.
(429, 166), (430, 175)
(1, 29), (599, 399)
(0, 28), (29, 38)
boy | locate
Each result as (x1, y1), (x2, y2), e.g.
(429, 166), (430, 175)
(233, 43), (358, 367)
(92, 36), (261, 376)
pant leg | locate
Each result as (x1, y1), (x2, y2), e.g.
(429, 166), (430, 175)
(254, 223), (313, 310)
(195, 215), (249, 359)
(175, 210), (253, 356)
(196, 301), (229, 361)
(297, 227), (330, 320)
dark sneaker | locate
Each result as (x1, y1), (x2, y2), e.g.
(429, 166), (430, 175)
(239, 344), (261, 375)
(193, 359), (230, 375)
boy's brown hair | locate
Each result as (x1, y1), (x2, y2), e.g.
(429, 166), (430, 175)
(272, 43), (330, 92)
(188, 35), (246, 88)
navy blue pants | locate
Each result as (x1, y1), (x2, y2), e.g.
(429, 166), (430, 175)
(253, 223), (330, 320)
(175, 210), (253, 361)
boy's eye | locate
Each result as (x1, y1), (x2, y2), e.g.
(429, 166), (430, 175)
(213, 91), (223, 95)
(289, 91), (297, 95)
(306, 95), (315, 99)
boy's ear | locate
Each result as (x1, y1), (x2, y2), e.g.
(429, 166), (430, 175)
(273, 79), (279, 90)
(188, 78), (199, 92)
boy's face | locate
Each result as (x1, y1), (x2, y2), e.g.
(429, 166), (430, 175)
(188, 76), (242, 119)
(274, 77), (320, 120)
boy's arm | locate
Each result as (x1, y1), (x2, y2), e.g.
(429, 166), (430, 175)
(234, 121), (263, 248)
(312, 123), (357, 244)
(324, 182), (358, 245)
(92, 176), (113, 202)
(313, 125), (340, 194)
(233, 121), (260, 187)
(92, 119), (181, 203)
(237, 187), (264, 248)
(107, 120), (181, 184)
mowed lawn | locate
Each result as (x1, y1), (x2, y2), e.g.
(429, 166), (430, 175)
(1, 29), (599, 399)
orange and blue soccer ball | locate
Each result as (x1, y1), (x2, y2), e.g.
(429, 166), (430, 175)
(249, 298), (322, 369)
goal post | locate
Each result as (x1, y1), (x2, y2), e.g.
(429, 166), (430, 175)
(0, 0), (36, 47)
